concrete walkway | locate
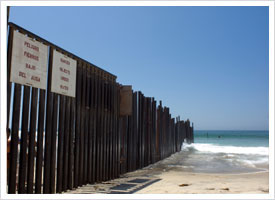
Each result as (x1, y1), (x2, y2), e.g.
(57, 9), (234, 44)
(63, 167), (162, 194)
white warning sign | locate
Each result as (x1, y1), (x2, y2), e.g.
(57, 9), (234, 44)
(10, 30), (48, 89)
(51, 49), (77, 97)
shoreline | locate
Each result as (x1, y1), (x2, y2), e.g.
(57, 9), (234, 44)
(163, 169), (269, 176)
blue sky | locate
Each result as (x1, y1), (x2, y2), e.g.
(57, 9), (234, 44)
(9, 6), (269, 130)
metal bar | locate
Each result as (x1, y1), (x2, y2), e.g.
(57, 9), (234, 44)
(156, 104), (160, 162)
(106, 79), (111, 180)
(96, 73), (103, 182)
(137, 92), (142, 169)
(74, 63), (82, 188)
(7, 6), (10, 24)
(119, 87), (123, 175)
(35, 89), (46, 193)
(128, 107), (133, 172)
(152, 99), (156, 164)
(7, 27), (14, 138)
(83, 65), (89, 184)
(87, 67), (93, 184)
(159, 102), (163, 160)
(68, 97), (75, 190)
(113, 83), (118, 179)
(8, 84), (21, 193)
(112, 83), (115, 178)
(102, 79), (107, 181)
(63, 97), (71, 191)
(133, 92), (137, 170)
(99, 75), (104, 181)
(49, 93), (58, 193)
(95, 73), (100, 181)
(149, 98), (152, 165)
(83, 109), (88, 184)
(116, 84), (120, 178)
(108, 79), (113, 180)
(27, 88), (38, 193)
(125, 116), (128, 173)
(43, 91), (53, 194)
(145, 98), (149, 166)
(120, 109), (128, 174)
(43, 47), (54, 194)
(127, 114), (131, 172)
(142, 95), (146, 168)
(112, 79), (116, 179)
(107, 78), (111, 179)
(91, 70), (97, 183)
(18, 86), (30, 193)
(79, 64), (86, 185)
(147, 97), (150, 165)
(108, 79), (113, 179)
(164, 108), (168, 158)
(56, 95), (66, 193)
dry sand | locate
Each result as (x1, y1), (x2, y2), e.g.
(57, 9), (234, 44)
(135, 170), (269, 194)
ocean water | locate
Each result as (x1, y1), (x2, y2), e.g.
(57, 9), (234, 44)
(181, 130), (269, 173)
(152, 130), (269, 174)
(194, 130), (269, 147)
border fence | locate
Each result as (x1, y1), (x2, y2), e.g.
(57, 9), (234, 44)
(6, 22), (194, 194)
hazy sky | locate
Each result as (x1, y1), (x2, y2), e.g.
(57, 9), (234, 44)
(9, 6), (269, 130)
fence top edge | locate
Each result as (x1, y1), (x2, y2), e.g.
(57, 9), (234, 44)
(8, 22), (117, 80)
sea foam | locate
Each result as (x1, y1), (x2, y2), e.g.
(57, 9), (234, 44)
(182, 143), (269, 156)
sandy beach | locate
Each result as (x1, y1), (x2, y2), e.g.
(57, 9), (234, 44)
(135, 170), (269, 194)
(63, 149), (269, 195)
(64, 141), (269, 195)
(64, 162), (269, 194)
(133, 142), (270, 194)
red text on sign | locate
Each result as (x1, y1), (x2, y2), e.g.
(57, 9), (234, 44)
(31, 76), (40, 82)
(26, 63), (36, 70)
(24, 51), (39, 61)
(19, 71), (26, 78)
(61, 76), (69, 82)
(60, 67), (70, 75)
(60, 85), (68, 90)
(24, 41), (39, 52)
(60, 58), (70, 65)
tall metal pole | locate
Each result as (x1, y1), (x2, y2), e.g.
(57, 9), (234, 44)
(7, 6), (10, 24)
